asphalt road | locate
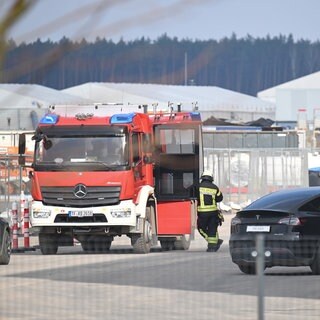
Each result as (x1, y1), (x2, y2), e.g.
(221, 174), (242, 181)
(1, 214), (320, 320)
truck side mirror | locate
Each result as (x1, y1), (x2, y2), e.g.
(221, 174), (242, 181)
(18, 133), (26, 166)
(143, 155), (154, 164)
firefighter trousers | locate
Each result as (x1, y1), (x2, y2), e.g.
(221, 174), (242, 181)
(197, 211), (220, 246)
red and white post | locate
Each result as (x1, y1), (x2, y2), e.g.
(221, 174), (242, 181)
(11, 202), (19, 249)
(23, 199), (30, 248)
(20, 190), (25, 234)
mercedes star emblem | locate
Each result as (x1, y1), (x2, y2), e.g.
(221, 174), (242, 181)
(74, 184), (87, 198)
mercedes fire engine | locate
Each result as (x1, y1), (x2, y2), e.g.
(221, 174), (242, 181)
(19, 104), (203, 254)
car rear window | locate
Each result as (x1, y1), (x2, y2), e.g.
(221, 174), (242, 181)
(299, 197), (320, 213)
(237, 210), (288, 218)
(246, 191), (309, 211)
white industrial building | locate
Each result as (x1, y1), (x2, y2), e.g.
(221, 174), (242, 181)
(63, 82), (276, 123)
(0, 84), (93, 130)
(0, 82), (276, 130)
(3, 70), (320, 130)
(258, 71), (320, 126)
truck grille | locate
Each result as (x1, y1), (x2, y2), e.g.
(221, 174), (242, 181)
(54, 214), (107, 223)
(41, 186), (121, 208)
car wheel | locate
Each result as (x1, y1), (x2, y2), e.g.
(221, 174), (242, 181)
(310, 245), (320, 275)
(0, 229), (11, 265)
(238, 264), (256, 275)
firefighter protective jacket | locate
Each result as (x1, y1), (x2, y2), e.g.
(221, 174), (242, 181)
(197, 180), (223, 213)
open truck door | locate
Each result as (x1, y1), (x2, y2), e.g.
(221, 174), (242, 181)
(152, 113), (203, 250)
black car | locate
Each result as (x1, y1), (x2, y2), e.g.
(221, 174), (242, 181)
(229, 187), (320, 274)
(0, 217), (11, 265)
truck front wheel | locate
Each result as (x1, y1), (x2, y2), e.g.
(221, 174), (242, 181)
(39, 233), (58, 255)
(131, 207), (153, 254)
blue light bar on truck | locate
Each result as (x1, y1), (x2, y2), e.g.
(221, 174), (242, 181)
(39, 114), (59, 124)
(190, 112), (201, 121)
(110, 113), (135, 124)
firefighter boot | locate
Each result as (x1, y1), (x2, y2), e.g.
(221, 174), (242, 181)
(213, 239), (224, 252)
(206, 239), (223, 252)
(206, 243), (216, 252)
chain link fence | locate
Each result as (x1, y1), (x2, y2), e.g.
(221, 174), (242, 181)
(0, 146), (314, 217)
(204, 148), (310, 207)
(0, 154), (31, 226)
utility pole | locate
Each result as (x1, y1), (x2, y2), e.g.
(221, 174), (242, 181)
(184, 52), (188, 86)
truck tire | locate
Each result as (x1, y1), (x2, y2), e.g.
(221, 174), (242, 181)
(310, 245), (320, 275)
(81, 236), (95, 252)
(131, 207), (153, 254)
(174, 235), (191, 250)
(160, 239), (175, 251)
(39, 233), (58, 255)
(92, 236), (112, 252)
(80, 236), (113, 253)
(0, 229), (11, 265)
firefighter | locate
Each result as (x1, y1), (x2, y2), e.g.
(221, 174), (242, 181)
(196, 170), (224, 252)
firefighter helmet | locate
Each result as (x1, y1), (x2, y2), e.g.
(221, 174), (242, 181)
(201, 170), (213, 182)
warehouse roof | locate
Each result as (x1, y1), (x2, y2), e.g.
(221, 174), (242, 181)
(258, 71), (320, 102)
(0, 83), (92, 109)
(63, 82), (275, 113)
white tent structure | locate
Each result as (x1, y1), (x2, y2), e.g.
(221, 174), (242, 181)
(63, 82), (275, 122)
(0, 82), (275, 130)
(258, 71), (320, 123)
(0, 84), (93, 130)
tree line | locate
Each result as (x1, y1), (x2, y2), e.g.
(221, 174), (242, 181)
(2, 34), (320, 96)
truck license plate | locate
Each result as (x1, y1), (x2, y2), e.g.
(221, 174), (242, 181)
(68, 210), (94, 217)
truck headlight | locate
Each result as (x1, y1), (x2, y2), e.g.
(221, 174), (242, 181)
(33, 209), (51, 218)
(110, 208), (131, 218)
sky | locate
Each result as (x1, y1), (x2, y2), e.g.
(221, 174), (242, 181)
(1, 0), (320, 44)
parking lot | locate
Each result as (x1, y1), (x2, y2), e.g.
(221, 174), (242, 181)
(1, 213), (320, 320)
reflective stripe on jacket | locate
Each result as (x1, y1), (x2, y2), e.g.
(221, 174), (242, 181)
(197, 186), (221, 212)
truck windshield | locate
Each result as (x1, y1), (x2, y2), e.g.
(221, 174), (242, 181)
(35, 135), (128, 169)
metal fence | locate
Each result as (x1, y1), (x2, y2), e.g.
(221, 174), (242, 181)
(0, 154), (31, 223)
(204, 148), (310, 206)
(0, 147), (313, 215)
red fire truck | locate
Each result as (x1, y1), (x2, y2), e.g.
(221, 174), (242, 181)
(19, 104), (203, 254)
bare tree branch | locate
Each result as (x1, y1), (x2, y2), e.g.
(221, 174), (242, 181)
(0, 0), (35, 79)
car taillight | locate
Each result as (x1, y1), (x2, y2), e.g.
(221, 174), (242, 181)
(278, 216), (301, 225)
(231, 216), (241, 226)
